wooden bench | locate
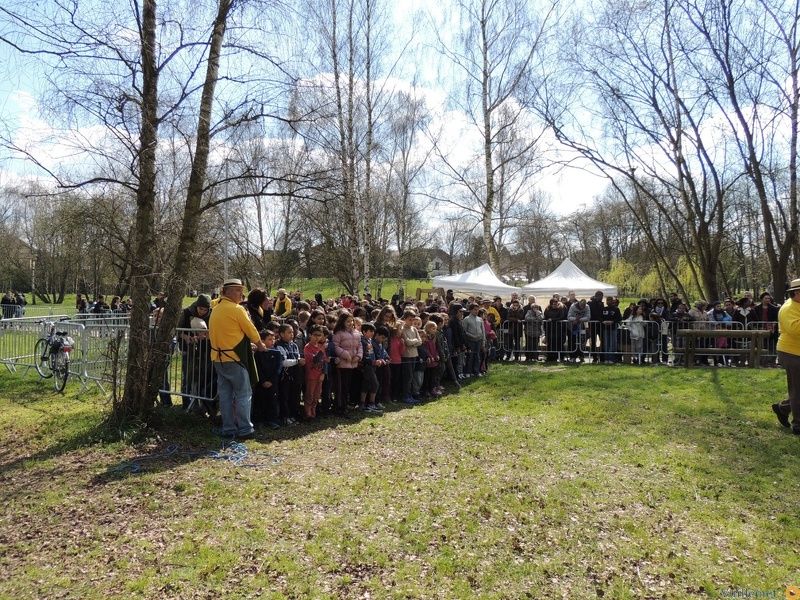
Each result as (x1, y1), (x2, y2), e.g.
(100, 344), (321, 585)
(676, 329), (771, 368)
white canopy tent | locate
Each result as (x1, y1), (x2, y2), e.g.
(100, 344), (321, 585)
(433, 263), (520, 298)
(521, 258), (618, 298)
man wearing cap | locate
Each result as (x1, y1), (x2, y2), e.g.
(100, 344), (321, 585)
(209, 279), (267, 438)
(772, 278), (800, 433)
(274, 288), (292, 319)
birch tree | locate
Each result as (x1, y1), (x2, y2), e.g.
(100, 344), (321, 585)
(433, 0), (558, 274)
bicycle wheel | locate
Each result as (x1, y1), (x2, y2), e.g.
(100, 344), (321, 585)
(34, 338), (53, 378)
(53, 350), (69, 392)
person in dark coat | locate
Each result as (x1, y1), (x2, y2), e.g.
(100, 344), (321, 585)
(752, 291), (780, 366)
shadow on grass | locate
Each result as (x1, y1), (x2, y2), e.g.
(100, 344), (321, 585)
(86, 383), (448, 483)
(0, 374), (449, 497)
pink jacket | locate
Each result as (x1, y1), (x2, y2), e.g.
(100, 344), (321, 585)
(424, 337), (439, 368)
(332, 328), (363, 369)
(483, 318), (497, 341)
(389, 335), (405, 364)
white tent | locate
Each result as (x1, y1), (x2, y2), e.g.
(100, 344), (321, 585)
(521, 258), (618, 298)
(433, 263), (520, 298)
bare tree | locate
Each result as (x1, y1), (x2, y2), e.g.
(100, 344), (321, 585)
(539, 0), (739, 300)
(439, 215), (474, 275)
(0, 0), (294, 420)
(513, 189), (562, 281)
(382, 89), (433, 293)
(678, 0), (800, 295)
(431, 0), (558, 274)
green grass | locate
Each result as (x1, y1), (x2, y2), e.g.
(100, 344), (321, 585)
(1, 363), (799, 598)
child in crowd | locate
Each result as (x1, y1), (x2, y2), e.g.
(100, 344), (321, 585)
(308, 310), (331, 413)
(358, 323), (385, 413)
(478, 308), (492, 372)
(429, 315), (450, 394)
(332, 312), (362, 416)
(450, 305), (468, 378)
(400, 310), (423, 404)
(439, 313), (461, 390)
(321, 326), (337, 416)
(626, 304), (646, 365)
(350, 317), (364, 405)
(422, 321), (441, 397)
(276, 323), (305, 425)
(253, 329), (283, 429)
(485, 312), (499, 361)
(389, 322), (405, 402)
(412, 316), (428, 400)
(303, 324), (328, 420)
(374, 325), (391, 406)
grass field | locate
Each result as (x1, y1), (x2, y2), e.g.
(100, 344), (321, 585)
(1, 363), (799, 599)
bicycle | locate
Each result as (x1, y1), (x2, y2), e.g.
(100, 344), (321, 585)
(34, 318), (74, 391)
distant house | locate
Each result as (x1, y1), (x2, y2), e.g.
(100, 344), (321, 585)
(427, 249), (451, 278)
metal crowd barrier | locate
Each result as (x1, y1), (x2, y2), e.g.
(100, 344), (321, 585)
(0, 305), (69, 319)
(494, 319), (671, 363)
(746, 321), (779, 365)
(0, 312), (218, 405)
(73, 315), (131, 392)
(0, 314), (129, 392)
(159, 327), (218, 411)
(491, 318), (781, 366)
(0, 315), (73, 375)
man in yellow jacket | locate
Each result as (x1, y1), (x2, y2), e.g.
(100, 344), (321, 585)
(772, 278), (800, 434)
(274, 288), (293, 319)
(209, 278), (266, 439)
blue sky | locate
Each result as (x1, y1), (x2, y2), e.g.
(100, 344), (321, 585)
(0, 0), (608, 213)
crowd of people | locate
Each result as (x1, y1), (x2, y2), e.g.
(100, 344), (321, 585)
(75, 293), (133, 314)
(159, 280), (785, 438)
(1, 290), (27, 319)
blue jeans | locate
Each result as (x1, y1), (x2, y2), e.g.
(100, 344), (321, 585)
(213, 361), (254, 436)
(467, 339), (482, 375)
(602, 328), (617, 362)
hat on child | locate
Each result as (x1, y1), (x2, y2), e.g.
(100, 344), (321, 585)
(195, 294), (211, 308)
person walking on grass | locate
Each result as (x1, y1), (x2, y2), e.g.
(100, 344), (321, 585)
(772, 278), (800, 434)
(209, 278), (267, 439)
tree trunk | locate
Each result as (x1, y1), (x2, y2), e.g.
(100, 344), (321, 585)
(481, 14), (500, 275)
(117, 0), (160, 421)
(119, 0), (232, 421)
